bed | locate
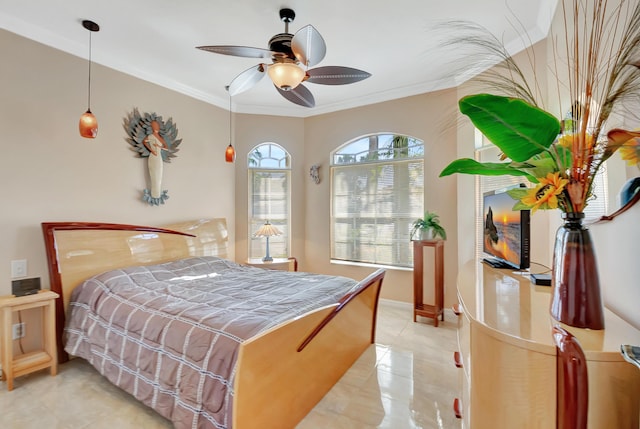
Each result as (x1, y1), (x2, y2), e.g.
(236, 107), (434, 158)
(41, 219), (384, 429)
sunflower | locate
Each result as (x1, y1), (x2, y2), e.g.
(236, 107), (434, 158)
(440, 0), (640, 216)
(618, 138), (640, 167)
(520, 172), (569, 213)
(556, 133), (595, 151)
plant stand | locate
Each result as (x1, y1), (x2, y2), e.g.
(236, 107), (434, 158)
(412, 239), (444, 326)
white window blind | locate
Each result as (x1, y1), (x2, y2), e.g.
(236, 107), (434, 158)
(330, 134), (424, 268)
(248, 143), (291, 259)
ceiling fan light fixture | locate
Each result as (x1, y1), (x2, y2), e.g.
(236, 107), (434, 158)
(197, 8), (370, 107)
(268, 62), (305, 91)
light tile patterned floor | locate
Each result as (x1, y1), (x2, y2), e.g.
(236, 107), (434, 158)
(0, 301), (460, 429)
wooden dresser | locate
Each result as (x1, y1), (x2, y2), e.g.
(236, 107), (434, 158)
(454, 260), (640, 428)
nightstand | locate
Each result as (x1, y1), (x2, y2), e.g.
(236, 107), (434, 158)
(245, 257), (298, 271)
(0, 290), (59, 391)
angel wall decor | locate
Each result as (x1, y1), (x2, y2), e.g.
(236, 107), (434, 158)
(124, 108), (182, 205)
(310, 164), (320, 184)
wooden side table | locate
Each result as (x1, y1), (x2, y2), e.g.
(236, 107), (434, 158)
(0, 290), (59, 391)
(412, 239), (444, 326)
(245, 257), (298, 272)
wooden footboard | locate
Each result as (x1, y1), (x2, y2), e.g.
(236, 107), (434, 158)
(233, 269), (385, 429)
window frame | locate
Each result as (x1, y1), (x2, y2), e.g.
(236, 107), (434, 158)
(247, 143), (292, 259)
(329, 133), (424, 269)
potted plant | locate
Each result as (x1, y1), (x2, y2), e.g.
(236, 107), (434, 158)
(410, 211), (447, 241)
(438, 0), (640, 330)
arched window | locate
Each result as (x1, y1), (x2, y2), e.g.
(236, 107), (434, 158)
(330, 133), (424, 268)
(248, 143), (291, 259)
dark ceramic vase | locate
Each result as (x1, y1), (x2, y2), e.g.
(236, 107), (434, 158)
(550, 212), (605, 330)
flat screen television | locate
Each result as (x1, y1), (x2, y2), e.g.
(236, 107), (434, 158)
(482, 189), (530, 270)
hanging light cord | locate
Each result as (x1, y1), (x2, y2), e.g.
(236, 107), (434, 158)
(229, 93), (232, 144)
(87, 30), (92, 111)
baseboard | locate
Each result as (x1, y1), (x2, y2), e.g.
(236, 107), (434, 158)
(379, 298), (456, 320)
(379, 298), (412, 310)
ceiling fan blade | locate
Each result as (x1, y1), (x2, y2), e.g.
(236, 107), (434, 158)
(291, 25), (326, 67)
(197, 45), (273, 59)
(306, 66), (372, 85)
(275, 84), (315, 108)
(228, 64), (266, 96)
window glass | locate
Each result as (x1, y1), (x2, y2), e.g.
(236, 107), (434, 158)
(330, 134), (424, 267)
(248, 143), (291, 259)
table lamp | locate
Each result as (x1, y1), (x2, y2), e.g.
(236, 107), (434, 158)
(253, 221), (283, 262)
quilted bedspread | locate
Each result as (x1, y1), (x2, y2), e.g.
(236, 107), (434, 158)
(64, 256), (358, 429)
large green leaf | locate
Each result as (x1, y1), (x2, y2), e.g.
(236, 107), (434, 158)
(459, 94), (561, 162)
(513, 154), (557, 182)
(439, 158), (535, 181)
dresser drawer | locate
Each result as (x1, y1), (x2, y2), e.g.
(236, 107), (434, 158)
(455, 303), (471, 380)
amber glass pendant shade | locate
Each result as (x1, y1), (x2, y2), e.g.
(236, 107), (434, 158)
(79, 20), (99, 139)
(225, 144), (236, 163)
(79, 109), (98, 138)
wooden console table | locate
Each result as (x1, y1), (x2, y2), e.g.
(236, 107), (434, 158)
(454, 260), (640, 428)
(412, 239), (444, 326)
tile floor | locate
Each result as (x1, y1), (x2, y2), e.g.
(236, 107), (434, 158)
(0, 301), (460, 429)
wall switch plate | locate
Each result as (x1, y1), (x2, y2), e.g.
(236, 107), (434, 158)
(11, 259), (27, 278)
(12, 323), (25, 340)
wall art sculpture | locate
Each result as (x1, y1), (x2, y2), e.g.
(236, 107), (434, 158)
(124, 108), (182, 205)
(310, 164), (320, 184)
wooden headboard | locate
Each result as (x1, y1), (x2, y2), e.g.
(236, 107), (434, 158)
(41, 218), (228, 362)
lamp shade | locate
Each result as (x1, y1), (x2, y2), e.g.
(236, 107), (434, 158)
(225, 143), (236, 163)
(268, 62), (305, 91)
(79, 109), (98, 138)
(254, 221), (283, 237)
(254, 221), (282, 262)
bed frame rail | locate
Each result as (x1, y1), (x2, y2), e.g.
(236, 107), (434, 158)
(233, 269), (385, 429)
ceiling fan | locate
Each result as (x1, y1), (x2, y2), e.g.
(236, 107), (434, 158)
(197, 8), (371, 108)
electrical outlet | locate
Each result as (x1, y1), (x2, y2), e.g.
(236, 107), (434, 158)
(12, 323), (25, 340)
(11, 259), (28, 279)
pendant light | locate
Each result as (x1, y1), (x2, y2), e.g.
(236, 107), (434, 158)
(225, 88), (236, 163)
(79, 20), (100, 138)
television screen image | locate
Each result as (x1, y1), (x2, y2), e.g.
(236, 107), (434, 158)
(482, 190), (530, 269)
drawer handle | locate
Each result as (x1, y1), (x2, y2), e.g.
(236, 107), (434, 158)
(453, 398), (462, 419)
(454, 351), (463, 368)
(452, 304), (462, 316)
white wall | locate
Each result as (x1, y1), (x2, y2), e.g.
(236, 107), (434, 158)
(0, 29), (235, 297)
